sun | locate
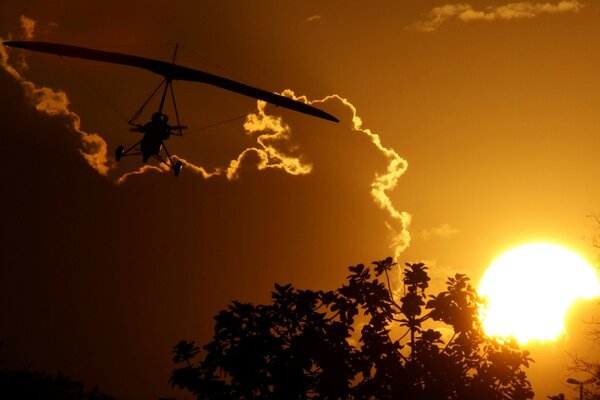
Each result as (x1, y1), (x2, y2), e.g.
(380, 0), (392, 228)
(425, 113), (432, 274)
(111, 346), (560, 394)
(478, 243), (600, 344)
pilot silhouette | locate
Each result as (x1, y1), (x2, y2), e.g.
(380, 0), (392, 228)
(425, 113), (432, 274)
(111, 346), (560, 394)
(139, 112), (171, 163)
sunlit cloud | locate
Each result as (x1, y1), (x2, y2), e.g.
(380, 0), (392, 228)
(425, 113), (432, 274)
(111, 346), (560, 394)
(412, 0), (583, 32)
(116, 98), (313, 183)
(116, 164), (166, 184)
(300, 91), (411, 258)
(241, 91), (412, 258)
(230, 100), (313, 179)
(20, 15), (36, 40)
(1, 17), (111, 175)
(421, 223), (459, 240)
(178, 156), (222, 179)
(2, 17), (411, 257)
(116, 155), (221, 184)
(250, 91), (411, 257)
(305, 15), (324, 23)
(121, 90), (411, 257)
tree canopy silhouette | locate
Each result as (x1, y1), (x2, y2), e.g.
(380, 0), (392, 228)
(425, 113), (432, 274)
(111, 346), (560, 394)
(0, 369), (116, 400)
(169, 257), (534, 399)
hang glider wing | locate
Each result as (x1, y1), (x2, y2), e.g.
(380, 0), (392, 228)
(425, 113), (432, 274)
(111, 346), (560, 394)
(3, 41), (339, 123)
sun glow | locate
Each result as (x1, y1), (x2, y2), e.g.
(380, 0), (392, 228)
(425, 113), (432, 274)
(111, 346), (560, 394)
(478, 243), (600, 344)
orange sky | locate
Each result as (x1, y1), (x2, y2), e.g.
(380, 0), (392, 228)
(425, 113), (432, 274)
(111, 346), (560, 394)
(1, 1), (600, 398)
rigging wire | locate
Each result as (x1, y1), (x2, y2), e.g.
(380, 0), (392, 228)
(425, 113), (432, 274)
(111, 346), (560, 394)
(128, 78), (167, 125)
(184, 105), (279, 135)
(57, 42), (179, 126)
(177, 44), (287, 133)
(57, 42), (284, 134)
(169, 81), (184, 135)
(179, 45), (248, 85)
(59, 56), (129, 123)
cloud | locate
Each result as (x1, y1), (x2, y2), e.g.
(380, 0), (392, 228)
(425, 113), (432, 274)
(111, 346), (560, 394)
(299, 91), (411, 258)
(1, 18), (111, 175)
(117, 99), (313, 183)
(305, 15), (324, 23)
(115, 164), (166, 184)
(2, 17), (411, 258)
(232, 100), (313, 179)
(421, 223), (459, 240)
(412, 0), (583, 32)
(116, 156), (220, 184)
(281, 91), (411, 258)
(20, 15), (36, 40)
(119, 90), (412, 257)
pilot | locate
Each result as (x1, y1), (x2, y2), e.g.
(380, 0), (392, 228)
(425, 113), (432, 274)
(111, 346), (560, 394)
(140, 112), (170, 162)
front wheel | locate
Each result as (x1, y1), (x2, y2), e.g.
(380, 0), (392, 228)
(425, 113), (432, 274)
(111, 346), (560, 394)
(115, 145), (124, 162)
(173, 161), (183, 177)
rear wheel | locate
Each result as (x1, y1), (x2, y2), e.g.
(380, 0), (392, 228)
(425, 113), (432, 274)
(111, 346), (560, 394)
(173, 161), (183, 177)
(115, 145), (124, 162)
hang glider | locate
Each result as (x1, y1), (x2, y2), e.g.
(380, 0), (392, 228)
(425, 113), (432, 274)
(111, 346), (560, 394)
(3, 41), (338, 123)
(3, 41), (339, 176)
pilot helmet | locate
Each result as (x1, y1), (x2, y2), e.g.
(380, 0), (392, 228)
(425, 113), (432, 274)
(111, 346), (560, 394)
(152, 112), (168, 123)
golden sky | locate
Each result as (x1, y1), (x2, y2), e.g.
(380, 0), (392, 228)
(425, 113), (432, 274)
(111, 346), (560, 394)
(1, 1), (600, 398)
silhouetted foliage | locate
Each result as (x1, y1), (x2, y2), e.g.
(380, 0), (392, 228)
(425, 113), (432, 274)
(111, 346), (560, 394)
(170, 257), (534, 399)
(0, 369), (116, 400)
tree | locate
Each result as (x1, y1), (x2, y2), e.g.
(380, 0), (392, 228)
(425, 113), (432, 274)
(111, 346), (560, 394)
(169, 257), (534, 399)
(0, 369), (116, 400)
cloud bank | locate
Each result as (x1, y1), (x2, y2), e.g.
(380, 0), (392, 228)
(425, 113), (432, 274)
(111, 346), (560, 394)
(413, 0), (583, 32)
(1, 17), (111, 175)
(117, 98), (312, 183)
(3, 17), (411, 258)
(247, 91), (412, 258)
(118, 91), (412, 257)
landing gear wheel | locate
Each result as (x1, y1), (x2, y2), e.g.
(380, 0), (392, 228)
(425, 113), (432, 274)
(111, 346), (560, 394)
(115, 145), (124, 162)
(173, 161), (183, 177)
